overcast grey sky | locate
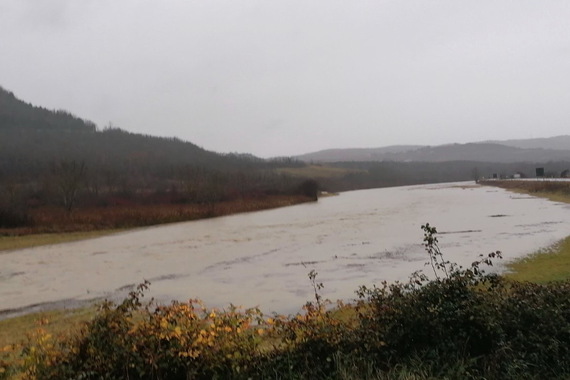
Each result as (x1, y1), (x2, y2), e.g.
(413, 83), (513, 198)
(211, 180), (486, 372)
(1, 1), (569, 157)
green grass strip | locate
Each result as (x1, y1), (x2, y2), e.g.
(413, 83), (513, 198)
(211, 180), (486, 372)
(505, 236), (570, 283)
(0, 230), (121, 253)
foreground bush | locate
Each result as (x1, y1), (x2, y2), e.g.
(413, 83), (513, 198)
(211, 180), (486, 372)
(5, 225), (570, 379)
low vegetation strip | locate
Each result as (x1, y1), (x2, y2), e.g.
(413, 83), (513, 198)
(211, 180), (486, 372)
(505, 236), (570, 283)
(0, 195), (313, 241)
(480, 179), (570, 202)
(3, 226), (570, 379)
(0, 230), (121, 252)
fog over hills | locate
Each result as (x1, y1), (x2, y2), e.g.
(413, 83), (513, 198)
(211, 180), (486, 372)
(294, 145), (424, 163)
(482, 136), (570, 151)
(297, 137), (570, 163)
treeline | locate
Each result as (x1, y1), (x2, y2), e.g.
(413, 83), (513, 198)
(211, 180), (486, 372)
(0, 123), (316, 230)
(0, 153), (316, 230)
(0, 85), (304, 175)
(0, 87), (316, 231)
(0, 87), (96, 133)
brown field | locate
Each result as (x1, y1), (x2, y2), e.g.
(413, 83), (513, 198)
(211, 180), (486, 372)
(0, 195), (313, 238)
(275, 165), (364, 179)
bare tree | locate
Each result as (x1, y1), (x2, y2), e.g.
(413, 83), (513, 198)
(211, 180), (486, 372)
(52, 160), (87, 212)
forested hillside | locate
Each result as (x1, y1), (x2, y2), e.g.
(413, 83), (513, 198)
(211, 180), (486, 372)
(0, 87), (96, 133)
(0, 86), (269, 177)
(0, 87), (312, 232)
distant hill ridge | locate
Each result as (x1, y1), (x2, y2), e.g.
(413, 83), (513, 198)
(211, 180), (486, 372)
(0, 86), (96, 133)
(3, 85), (570, 166)
(482, 136), (570, 151)
(297, 137), (570, 163)
(0, 86), (264, 178)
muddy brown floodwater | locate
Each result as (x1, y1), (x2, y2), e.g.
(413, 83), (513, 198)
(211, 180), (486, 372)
(1, 182), (570, 318)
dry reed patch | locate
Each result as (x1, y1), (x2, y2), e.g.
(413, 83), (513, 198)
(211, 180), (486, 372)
(0, 195), (313, 238)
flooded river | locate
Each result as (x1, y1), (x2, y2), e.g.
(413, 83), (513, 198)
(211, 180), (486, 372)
(1, 182), (570, 317)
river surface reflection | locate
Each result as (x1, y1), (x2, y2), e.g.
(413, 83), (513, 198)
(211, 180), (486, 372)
(2, 182), (570, 317)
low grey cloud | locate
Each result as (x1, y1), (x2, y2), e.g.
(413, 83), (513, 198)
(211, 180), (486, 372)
(1, 0), (569, 157)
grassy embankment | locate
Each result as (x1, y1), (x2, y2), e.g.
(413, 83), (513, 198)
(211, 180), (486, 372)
(482, 179), (570, 283)
(0, 308), (95, 351)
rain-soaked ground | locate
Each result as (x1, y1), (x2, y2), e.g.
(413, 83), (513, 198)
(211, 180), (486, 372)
(1, 181), (570, 318)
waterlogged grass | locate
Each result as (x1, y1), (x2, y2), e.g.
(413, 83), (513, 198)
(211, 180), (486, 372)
(528, 190), (570, 204)
(505, 236), (570, 283)
(0, 230), (120, 252)
(481, 179), (570, 204)
(482, 180), (570, 282)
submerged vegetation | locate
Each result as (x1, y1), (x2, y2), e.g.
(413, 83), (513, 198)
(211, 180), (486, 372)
(3, 225), (570, 379)
(481, 179), (570, 204)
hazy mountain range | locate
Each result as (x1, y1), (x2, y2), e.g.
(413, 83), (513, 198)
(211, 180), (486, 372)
(296, 137), (570, 163)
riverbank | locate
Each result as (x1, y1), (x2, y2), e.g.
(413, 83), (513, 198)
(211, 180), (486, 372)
(480, 180), (570, 282)
(3, 182), (570, 378)
(0, 182), (567, 328)
(480, 179), (570, 203)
